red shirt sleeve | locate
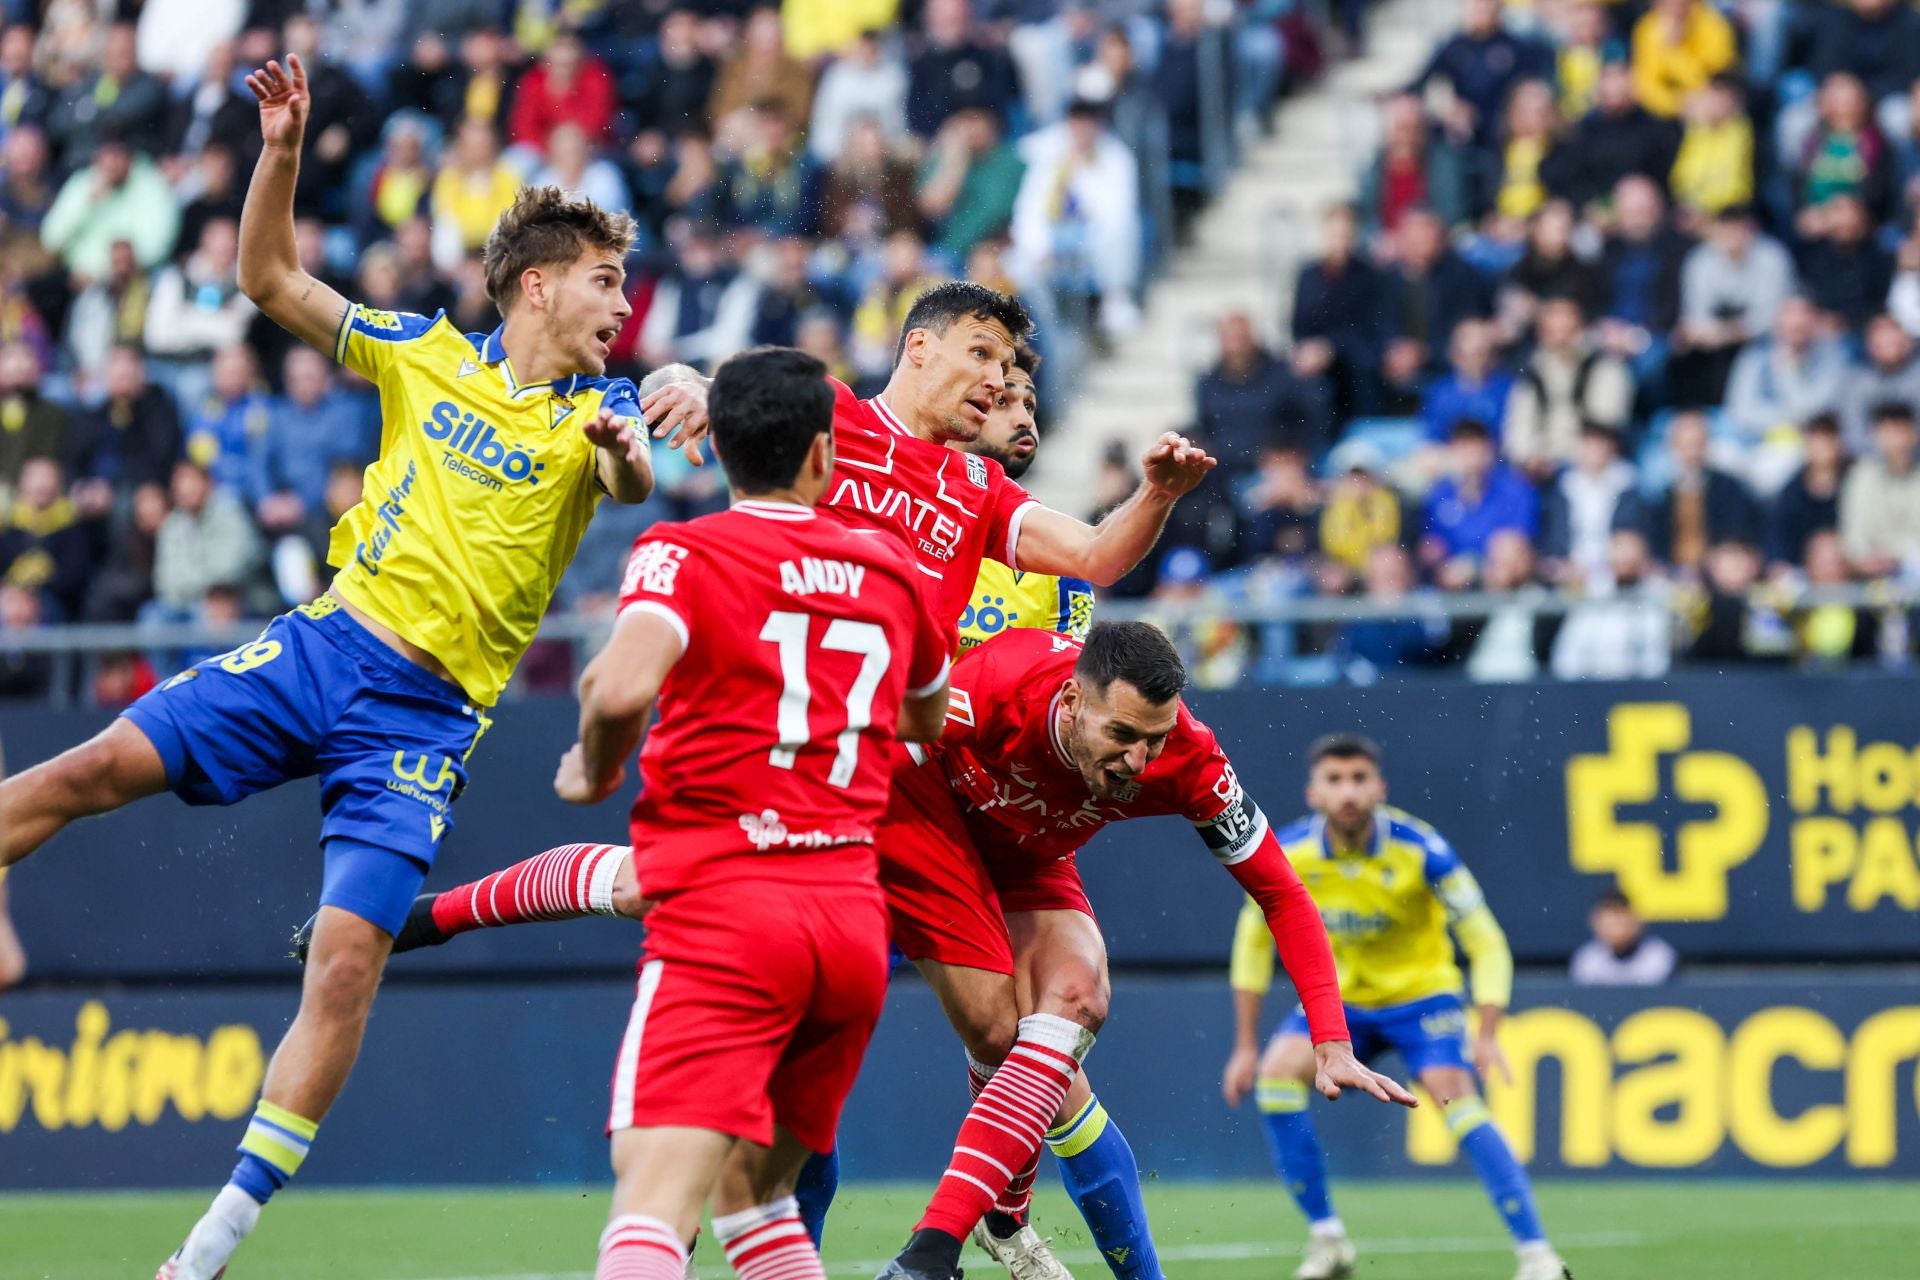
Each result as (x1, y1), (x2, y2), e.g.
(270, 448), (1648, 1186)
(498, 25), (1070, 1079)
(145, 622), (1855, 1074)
(903, 550), (953, 696)
(616, 526), (699, 652)
(983, 465), (1039, 571)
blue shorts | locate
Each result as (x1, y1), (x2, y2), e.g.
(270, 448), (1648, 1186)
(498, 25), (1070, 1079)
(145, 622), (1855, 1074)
(123, 598), (486, 874)
(1278, 991), (1472, 1076)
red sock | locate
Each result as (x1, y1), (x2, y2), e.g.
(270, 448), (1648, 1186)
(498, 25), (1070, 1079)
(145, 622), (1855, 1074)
(968, 1056), (1039, 1222)
(596, 1214), (686, 1280)
(715, 1196), (824, 1280)
(431, 843), (630, 937)
(918, 1014), (1092, 1239)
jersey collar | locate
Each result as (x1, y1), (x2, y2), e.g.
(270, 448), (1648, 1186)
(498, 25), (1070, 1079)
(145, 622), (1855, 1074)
(477, 323), (591, 401)
(868, 395), (911, 436)
(734, 499), (816, 521)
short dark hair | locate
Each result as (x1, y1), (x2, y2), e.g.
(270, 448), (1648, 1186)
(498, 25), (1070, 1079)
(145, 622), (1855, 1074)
(1075, 621), (1187, 705)
(1307, 732), (1382, 768)
(482, 185), (638, 314)
(707, 346), (835, 493)
(1595, 887), (1633, 911)
(1869, 400), (1916, 429)
(1450, 417), (1493, 443)
(1804, 413), (1841, 437)
(1011, 339), (1042, 379)
(893, 280), (1034, 368)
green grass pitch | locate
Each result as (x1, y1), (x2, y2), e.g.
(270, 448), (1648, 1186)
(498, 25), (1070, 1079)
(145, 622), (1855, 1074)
(5, 1180), (1910, 1279)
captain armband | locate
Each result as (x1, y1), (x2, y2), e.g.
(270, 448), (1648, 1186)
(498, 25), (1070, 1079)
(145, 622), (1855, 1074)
(1196, 790), (1269, 866)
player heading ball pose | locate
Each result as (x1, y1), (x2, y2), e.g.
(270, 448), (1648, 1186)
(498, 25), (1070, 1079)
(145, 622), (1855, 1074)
(561, 346), (953, 1280)
(0, 54), (704, 1280)
(1222, 735), (1572, 1280)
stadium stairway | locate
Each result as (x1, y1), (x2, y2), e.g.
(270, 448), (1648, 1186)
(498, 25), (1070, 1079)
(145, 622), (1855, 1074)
(1027, 0), (1449, 512)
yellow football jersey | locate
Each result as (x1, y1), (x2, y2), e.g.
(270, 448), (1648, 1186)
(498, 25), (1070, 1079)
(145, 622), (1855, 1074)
(1231, 805), (1512, 1011)
(957, 560), (1095, 651)
(329, 306), (640, 705)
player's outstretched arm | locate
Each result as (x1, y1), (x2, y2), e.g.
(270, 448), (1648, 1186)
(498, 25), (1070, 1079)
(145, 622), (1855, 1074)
(558, 610), (683, 805)
(237, 54), (351, 354)
(0, 877), (25, 993)
(1011, 432), (1217, 586)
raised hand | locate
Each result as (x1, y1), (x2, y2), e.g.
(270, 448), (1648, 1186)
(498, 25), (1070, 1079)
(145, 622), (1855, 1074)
(245, 54), (310, 152)
(1140, 431), (1218, 499)
(641, 379), (712, 466)
(1221, 1045), (1259, 1108)
(584, 406), (647, 467)
(1312, 1040), (1419, 1107)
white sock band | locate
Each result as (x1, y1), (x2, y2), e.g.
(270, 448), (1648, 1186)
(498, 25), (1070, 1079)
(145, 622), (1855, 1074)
(588, 846), (633, 916)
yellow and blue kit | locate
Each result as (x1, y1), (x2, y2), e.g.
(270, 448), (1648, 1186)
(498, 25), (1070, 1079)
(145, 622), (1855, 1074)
(957, 559), (1095, 651)
(1231, 805), (1513, 1074)
(120, 307), (642, 934)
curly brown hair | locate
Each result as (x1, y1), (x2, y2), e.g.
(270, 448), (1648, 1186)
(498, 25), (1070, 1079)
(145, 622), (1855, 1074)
(481, 185), (638, 315)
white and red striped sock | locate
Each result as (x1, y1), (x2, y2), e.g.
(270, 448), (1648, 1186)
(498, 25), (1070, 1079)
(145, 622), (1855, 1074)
(967, 1055), (1039, 1222)
(431, 843), (631, 937)
(714, 1196), (825, 1280)
(918, 1014), (1093, 1239)
(596, 1213), (687, 1280)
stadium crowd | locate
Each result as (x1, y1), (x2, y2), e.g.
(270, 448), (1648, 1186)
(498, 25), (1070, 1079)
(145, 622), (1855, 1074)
(0, 0), (1306, 703)
(1142, 0), (1920, 685)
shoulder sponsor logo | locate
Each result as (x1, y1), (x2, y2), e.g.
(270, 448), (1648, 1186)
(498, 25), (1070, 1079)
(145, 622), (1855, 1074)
(356, 305), (403, 332)
(623, 541), (689, 597)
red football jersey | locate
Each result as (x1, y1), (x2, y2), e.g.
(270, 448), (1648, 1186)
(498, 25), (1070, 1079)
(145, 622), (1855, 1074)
(618, 499), (952, 896)
(820, 378), (1039, 629)
(923, 629), (1269, 865)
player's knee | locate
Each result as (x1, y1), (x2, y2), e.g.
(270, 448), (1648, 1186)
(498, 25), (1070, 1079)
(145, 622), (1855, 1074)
(1421, 1067), (1477, 1105)
(955, 1007), (1018, 1064)
(303, 940), (386, 1023)
(610, 863), (650, 921)
(1040, 971), (1108, 1032)
(1263, 1035), (1314, 1083)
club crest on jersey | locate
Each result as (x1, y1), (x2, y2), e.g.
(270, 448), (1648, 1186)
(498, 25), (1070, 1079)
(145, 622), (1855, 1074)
(550, 393), (577, 431)
(422, 401), (545, 489)
(964, 454), (989, 488)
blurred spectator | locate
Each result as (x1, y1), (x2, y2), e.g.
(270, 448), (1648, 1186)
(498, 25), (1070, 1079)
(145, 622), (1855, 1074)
(1594, 176), (1688, 368)
(783, 0), (900, 63)
(1550, 58), (1680, 212)
(1674, 204), (1794, 407)
(0, 26), (50, 149)
(45, 23), (167, 161)
(90, 650), (159, 708)
(1009, 97), (1141, 338)
(1540, 423), (1645, 586)
(725, 100), (824, 237)
(40, 135), (179, 277)
(1292, 203), (1390, 420)
(819, 115), (919, 243)
(249, 346), (376, 538)
(1341, 545), (1445, 673)
(0, 124), (52, 233)
(1629, 0), (1737, 120)
(361, 228), (453, 320)
(1550, 527), (1672, 678)
(1408, 0), (1551, 147)
(640, 224), (760, 371)
(918, 107), (1023, 264)
(1552, 1), (1614, 122)
(1505, 294), (1634, 476)
(508, 30), (616, 150)
(1154, 0), (1232, 229)
(1358, 93), (1479, 235)
(628, 11), (717, 144)
(658, 128), (729, 230)
(1766, 414), (1847, 572)
(1570, 888), (1677, 985)
(1794, 73), (1894, 223)
(1077, 26), (1170, 247)
(1799, 0), (1920, 128)
(793, 309), (857, 385)
(1463, 528), (1550, 682)
(366, 116), (438, 235)
(532, 123), (631, 215)
(1420, 418), (1537, 589)
(1669, 75), (1752, 222)
(1242, 445), (1322, 565)
(1148, 545), (1247, 689)
(0, 455), (101, 619)
(85, 480), (168, 622)
(1506, 201), (1603, 320)
(62, 240), (148, 385)
(166, 40), (255, 164)
(1422, 318), (1512, 443)
(1648, 409), (1760, 574)
(0, 582), (51, 699)
(176, 143), (248, 266)
(710, 7), (816, 141)
(431, 119), (521, 270)
(387, 33), (463, 130)
(1724, 295), (1848, 480)
(1839, 402), (1920, 576)
(63, 345), (182, 493)
(144, 219), (258, 387)
(749, 236), (834, 348)
(809, 30), (909, 162)
(1385, 208), (1493, 391)
(1683, 539), (1787, 663)
(1793, 529), (1881, 664)
(0, 342), (63, 486)
(1194, 312), (1333, 470)
(1797, 195), (1893, 333)
(281, 15), (379, 218)
(146, 458), (261, 619)
(1318, 443), (1412, 588)
(850, 231), (941, 381)
(1492, 79), (1562, 222)
(135, 0), (242, 85)
(1839, 315), (1920, 452)
(907, 0), (1018, 138)
(453, 29), (518, 135)
(184, 344), (269, 496)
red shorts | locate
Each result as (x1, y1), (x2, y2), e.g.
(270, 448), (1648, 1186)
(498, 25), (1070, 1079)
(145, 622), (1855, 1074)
(607, 880), (888, 1153)
(878, 757), (1094, 973)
